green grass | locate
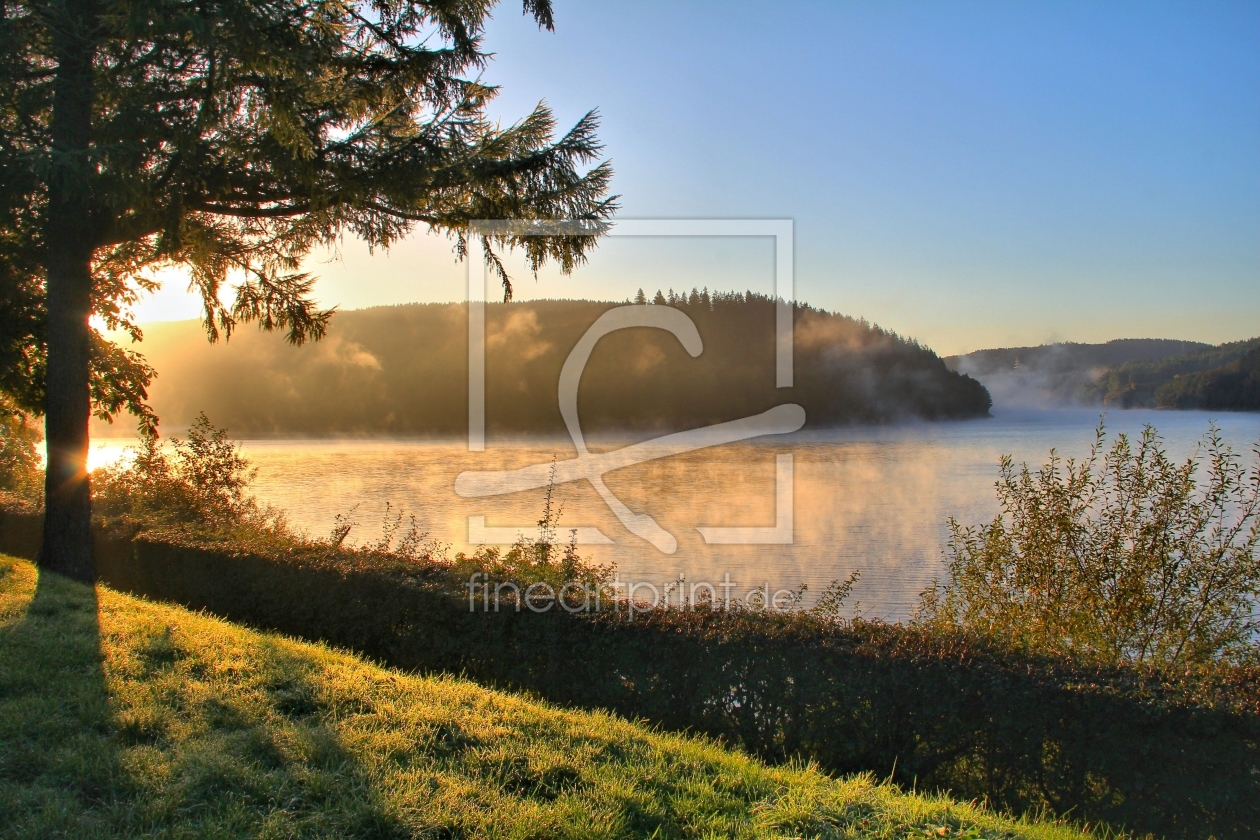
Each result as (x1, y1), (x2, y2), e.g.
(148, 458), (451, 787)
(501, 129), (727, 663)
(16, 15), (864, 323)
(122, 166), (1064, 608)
(0, 555), (1098, 840)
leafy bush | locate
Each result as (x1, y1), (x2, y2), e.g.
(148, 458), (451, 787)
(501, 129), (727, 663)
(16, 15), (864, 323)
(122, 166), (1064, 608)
(0, 399), (42, 504)
(919, 422), (1260, 667)
(92, 413), (283, 534)
(448, 472), (616, 597)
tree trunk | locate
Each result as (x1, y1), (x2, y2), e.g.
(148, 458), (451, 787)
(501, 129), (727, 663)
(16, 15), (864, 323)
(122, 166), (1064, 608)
(40, 0), (97, 582)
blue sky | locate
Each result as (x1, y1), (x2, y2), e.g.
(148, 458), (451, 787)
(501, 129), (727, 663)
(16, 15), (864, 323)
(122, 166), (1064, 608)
(137, 0), (1260, 356)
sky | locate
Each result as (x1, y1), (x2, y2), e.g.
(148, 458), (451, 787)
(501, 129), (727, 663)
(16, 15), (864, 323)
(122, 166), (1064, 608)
(133, 0), (1260, 357)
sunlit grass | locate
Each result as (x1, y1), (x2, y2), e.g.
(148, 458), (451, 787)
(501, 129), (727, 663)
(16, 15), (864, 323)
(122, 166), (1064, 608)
(0, 555), (1097, 839)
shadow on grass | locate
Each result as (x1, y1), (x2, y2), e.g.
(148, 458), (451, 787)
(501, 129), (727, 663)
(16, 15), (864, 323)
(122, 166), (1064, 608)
(0, 559), (417, 838)
(0, 563), (122, 837)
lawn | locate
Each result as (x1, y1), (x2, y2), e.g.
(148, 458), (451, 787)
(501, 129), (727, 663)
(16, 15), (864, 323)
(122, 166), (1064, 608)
(0, 555), (1096, 840)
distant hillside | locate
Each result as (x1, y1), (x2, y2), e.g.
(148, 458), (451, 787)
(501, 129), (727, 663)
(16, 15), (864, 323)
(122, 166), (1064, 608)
(946, 337), (1260, 410)
(945, 339), (1210, 407)
(1092, 338), (1260, 408)
(1155, 344), (1260, 410)
(100, 292), (990, 436)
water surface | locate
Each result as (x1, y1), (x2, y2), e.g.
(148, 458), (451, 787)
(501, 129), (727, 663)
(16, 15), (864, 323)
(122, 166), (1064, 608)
(90, 408), (1260, 619)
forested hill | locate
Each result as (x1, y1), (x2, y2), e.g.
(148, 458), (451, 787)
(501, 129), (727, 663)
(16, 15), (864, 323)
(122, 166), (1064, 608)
(1126, 341), (1260, 410)
(103, 292), (990, 437)
(946, 337), (1260, 409)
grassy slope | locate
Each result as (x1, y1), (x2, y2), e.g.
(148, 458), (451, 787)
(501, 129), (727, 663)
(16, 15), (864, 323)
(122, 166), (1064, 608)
(0, 556), (1092, 840)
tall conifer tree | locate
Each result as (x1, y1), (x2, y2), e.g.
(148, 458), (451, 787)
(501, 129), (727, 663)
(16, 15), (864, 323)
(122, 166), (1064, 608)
(0, 0), (615, 579)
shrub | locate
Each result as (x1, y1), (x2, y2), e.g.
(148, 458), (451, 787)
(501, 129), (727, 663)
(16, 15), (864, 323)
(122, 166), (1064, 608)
(919, 421), (1260, 667)
(444, 470), (615, 597)
(93, 413), (284, 534)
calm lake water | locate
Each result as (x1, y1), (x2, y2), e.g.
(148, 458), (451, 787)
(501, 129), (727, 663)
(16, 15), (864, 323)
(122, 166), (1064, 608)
(89, 408), (1260, 620)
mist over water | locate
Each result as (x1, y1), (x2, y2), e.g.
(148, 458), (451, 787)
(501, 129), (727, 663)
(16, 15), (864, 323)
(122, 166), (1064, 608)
(89, 409), (1260, 620)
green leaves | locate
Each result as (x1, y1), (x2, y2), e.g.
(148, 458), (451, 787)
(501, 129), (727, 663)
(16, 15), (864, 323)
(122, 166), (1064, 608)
(0, 396), (43, 499)
(88, 331), (157, 432)
(921, 420), (1260, 667)
(93, 411), (263, 527)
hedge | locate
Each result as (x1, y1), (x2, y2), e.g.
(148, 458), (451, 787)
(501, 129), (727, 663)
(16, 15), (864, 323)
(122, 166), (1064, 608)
(3, 507), (1257, 840)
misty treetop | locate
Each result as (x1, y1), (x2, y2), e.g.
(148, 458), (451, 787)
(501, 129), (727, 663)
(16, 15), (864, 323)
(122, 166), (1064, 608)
(948, 337), (1260, 410)
(112, 291), (992, 436)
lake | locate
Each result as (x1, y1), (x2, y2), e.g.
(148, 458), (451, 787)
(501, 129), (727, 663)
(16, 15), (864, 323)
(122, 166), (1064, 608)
(88, 408), (1260, 620)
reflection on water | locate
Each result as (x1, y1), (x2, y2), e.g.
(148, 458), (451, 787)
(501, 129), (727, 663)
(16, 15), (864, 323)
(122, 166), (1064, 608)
(89, 409), (1260, 620)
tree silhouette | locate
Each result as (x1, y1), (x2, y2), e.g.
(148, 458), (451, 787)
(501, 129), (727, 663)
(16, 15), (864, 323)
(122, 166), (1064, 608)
(0, 0), (615, 579)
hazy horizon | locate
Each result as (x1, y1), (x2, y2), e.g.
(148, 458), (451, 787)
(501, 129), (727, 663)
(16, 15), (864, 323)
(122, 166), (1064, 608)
(118, 294), (1256, 360)
(120, 0), (1260, 358)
